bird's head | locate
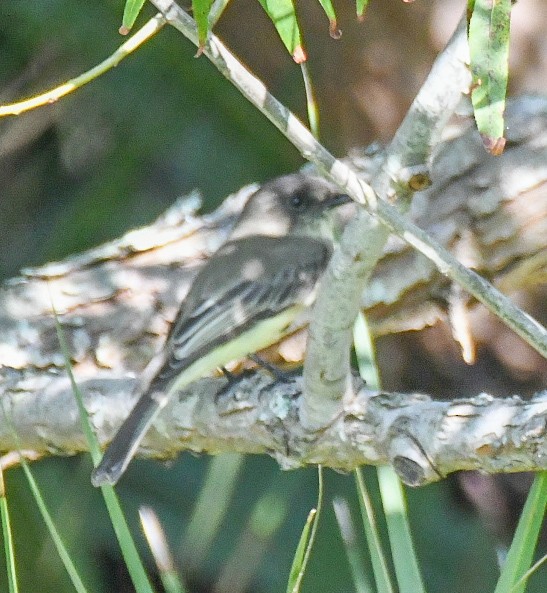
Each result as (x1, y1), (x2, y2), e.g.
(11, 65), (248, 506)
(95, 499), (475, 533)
(231, 173), (351, 241)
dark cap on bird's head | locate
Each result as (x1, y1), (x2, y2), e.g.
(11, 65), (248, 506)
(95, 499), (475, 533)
(230, 173), (351, 240)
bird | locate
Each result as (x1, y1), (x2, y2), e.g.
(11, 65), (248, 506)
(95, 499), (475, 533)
(91, 172), (350, 486)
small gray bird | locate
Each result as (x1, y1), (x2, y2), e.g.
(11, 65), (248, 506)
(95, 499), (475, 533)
(91, 173), (350, 486)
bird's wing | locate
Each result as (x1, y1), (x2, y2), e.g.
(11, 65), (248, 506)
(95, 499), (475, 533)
(155, 236), (331, 385)
(91, 236), (331, 486)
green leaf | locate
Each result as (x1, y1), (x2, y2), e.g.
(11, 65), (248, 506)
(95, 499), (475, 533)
(257, 0), (307, 63)
(300, 62), (319, 138)
(193, 0), (214, 54)
(17, 459), (90, 593)
(468, 0), (512, 155)
(494, 472), (547, 593)
(2, 405), (90, 593)
(121, 0), (147, 34)
(353, 315), (424, 593)
(0, 468), (19, 593)
(466, 0), (476, 25)
(139, 507), (187, 593)
(316, 0), (341, 38)
(356, 0), (370, 21)
(353, 312), (380, 388)
(286, 468), (324, 593)
(353, 473), (394, 593)
(378, 467), (426, 593)
(52, 303), (156, 593)
(286, 509), (317, 593)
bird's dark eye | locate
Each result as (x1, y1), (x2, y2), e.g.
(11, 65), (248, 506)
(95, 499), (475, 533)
(289, 193), (308, 210)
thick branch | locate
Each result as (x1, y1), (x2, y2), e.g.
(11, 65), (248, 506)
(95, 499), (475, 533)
(1, 98), (545, 370)
(0, 97), (546, 480)
(148, 0), (546, 359)
(1, 368), (546, 487)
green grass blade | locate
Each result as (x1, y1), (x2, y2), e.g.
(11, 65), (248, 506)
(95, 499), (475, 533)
(466, 0), (475, 24)
(353, 312), (380, 388)
(354, 312), (425, 593)
(377, 466), (426, 593)
(468, 0), (511, 154)
(286, 508), (317, 593)
(286, 467), (324, 593)
(51, 312), (101, 464)
(121, 0), (147, 34)
(0, 467), (19, 593)
(494, 472), (547, 593)
(1, 400), (90, 593)
(511, 553), (547, 593)
(257, 0), (306, 63)
(158, 572), (185, 593)
(333, 496), (374, 593)
(99, 487), (156, 593)
(51, 297), (156, 593)
(354, 470), (394, 593)
(300, 61), (319, 139)
(12, 451), (90, 593)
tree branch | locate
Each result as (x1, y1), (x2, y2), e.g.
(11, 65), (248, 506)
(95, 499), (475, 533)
(146, 1), (547, 434)
(1, 368), (546, 487)
(0, 96), (545, 481)
(303, 17), (470, 427)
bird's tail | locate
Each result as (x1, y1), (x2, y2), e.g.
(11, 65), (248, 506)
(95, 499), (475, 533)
(91, 390), (167, 487)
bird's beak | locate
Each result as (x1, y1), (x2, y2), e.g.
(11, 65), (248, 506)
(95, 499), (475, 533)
(324, 192), (352, 209)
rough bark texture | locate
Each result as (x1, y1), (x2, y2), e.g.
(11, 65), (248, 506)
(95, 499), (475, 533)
(1, 369), (546, 487)
(0, 96), (545, 483)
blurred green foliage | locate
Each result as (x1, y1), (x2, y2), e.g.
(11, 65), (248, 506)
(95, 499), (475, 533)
(0, 454), (507, 593)
(0, 0), (301, 278)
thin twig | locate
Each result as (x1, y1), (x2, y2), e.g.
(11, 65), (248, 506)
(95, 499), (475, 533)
(0, 14), (165, 117)
(146, 1), (547, 418)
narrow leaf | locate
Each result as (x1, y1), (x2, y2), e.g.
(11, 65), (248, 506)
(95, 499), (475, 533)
(333, 496), (375, 593)
(121, 0), (147, 34)
(316, 0), (341, 38)
(356, 0), (370, 21)
(494, 472), (547, 593)
(378, 467), (426, 593)
(257, 0), (307, 63)
(354, 470), (395, 593)
(300, 62), (319, 138)
(353, 315), (423, 593)
(353, 312), (380, 388)
(140, 507), (187, 593)
(2, 408), (90, 593)
(51, 298), (155, 593)
(17, 458), (90, 593)
(466, 0), (476, 27)
(468, 0), (512, 154)
(0, 467), (18, 593)
(193, 0), (214, 54)
(286, 467), (324, 593)
(286, 509), (317, 593)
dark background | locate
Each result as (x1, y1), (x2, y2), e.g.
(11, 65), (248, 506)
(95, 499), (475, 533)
(1, 1), (546, 592)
